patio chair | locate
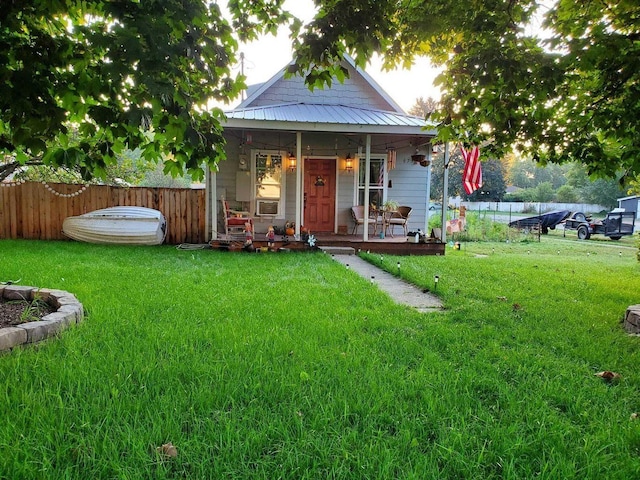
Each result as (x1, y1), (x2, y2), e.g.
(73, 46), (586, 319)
(386, 206), (412, 237)
(222, 199), (253, 236)
(350, 205), (376, 235)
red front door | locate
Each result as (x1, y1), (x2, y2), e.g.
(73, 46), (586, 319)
(304, 158), (336, 233)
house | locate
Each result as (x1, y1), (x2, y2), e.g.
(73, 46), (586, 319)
(205, 56), (438, 242)
(617, 195), (639, 219)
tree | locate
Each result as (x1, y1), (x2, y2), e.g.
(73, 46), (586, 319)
(290, 1), (640, 181)
(555, 185), (579, 203)
(408, 96), (439, 118)
(18, 148), (155, 186)
(0, 1), (291, 182)
(140, 162), (194, 188)
(531, 181), (555, 203)
(429, 150), (462, 201)
(507, 159), (537, 190)
(580, 178), (625, 210)
(508, 159), (569, 190)
(466, 159), (507, 202)
(564, 162), (625, 207)
(430, 149), (506, 202)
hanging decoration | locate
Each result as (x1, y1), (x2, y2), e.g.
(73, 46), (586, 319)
(0, 178), (26, 187)
(42, 182), (89, 198)
(387, 148), (396, 171)
(411, 149), (426, 164)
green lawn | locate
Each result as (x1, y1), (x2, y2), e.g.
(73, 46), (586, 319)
(1, 238), (640, 479)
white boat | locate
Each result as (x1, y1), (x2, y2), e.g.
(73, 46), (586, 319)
(62, 206), (167, 245)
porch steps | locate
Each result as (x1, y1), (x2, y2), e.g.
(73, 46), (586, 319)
(318, 246), (356, 255)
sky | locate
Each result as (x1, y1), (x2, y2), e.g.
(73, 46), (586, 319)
(224, 0), (442, 112)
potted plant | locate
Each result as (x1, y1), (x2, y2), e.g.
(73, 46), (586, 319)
(411, 153), (426, 164)
(383, 200), (399, 212)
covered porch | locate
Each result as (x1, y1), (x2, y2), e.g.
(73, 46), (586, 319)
(206, 127), (442, 245)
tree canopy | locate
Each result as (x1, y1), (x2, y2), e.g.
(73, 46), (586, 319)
(0, 0), (290, 181)
(5, 1), (638, 184)
(289, 0), (640, 181)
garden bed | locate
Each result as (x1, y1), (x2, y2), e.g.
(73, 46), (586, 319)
(0, 285), (83, 351)
(0, 297), (55, 327)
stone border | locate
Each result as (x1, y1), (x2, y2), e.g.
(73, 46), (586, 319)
(624, 304), (640, 335)
(0, 285), (83, 351)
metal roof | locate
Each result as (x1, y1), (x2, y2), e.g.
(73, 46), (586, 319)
(223, 103), (437, 136)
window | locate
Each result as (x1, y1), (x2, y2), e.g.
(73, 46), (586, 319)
(253, 151), (284, 217)
(357, 156), (385, 208)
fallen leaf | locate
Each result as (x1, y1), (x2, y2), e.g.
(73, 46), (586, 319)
(156, 442), (178, 458)
(497, 296), (508, 301)
(512, 303), (522, 311)
(630, 413), (639, 421)
(594, 371), (622, 383)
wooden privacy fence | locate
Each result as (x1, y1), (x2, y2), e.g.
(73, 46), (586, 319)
(0, 182), (207, 244)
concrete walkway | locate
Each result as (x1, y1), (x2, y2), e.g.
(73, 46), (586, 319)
(328, 252), (443, 313)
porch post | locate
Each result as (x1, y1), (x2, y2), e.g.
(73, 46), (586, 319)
(208, 166), (218, 240)
(424, 146), (432, 233)
(441, 142), (450, 243)
(363, 134), (372, 241)
(294, 131), (302, 239)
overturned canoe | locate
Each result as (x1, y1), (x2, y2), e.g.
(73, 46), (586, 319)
(62, 206), (167, 245)
(508, 210), (571, 232)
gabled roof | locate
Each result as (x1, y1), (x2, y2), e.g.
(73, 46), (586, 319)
(237, 55), (405, 113)
(225, 55), (435, 136)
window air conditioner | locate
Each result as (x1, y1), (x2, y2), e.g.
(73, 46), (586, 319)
(256, 200), (279, 216)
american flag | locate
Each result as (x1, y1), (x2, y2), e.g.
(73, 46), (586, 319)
(461, 145), (482, 195)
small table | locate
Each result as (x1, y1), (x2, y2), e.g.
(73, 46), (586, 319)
(370, 208), (397, 237)
(370, 208), (386, 236)
(382, 210), (399, 237)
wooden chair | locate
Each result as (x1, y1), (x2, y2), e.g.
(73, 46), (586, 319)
(386, 206), (412, 237)
(222, 199), (253, 236)
(350, 205), (376, 235)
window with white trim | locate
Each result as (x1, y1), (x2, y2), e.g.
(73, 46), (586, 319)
(253, 151), (284, 217)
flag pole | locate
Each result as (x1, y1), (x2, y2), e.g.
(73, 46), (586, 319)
(441, 142), (450, 243)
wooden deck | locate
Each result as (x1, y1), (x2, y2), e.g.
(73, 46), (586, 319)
(211, 233), (445, 256)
